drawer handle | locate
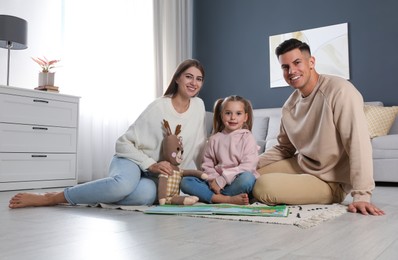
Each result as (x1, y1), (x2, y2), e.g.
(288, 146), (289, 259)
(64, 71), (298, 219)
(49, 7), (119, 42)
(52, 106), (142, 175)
(32, 127), (48, 131)
(31, 155), (48, 158)
(33, 99), (49, 104)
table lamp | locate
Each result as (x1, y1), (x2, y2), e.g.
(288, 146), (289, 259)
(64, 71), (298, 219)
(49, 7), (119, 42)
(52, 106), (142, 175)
(0, 15), (28, 86)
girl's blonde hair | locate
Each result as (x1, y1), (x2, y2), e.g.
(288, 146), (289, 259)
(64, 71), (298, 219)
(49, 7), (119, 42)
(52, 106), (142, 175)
(212, 95), (253, 134)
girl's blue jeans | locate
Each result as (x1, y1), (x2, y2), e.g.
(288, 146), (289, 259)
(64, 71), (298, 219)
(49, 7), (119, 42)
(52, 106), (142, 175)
(64, 156), (157, 206)
(180, 172), (256, 203)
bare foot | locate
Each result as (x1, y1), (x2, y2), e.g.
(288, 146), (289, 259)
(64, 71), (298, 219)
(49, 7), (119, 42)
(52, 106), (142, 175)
(159, 198), (166, 205)
(211, 193), (249, 205)
(8, 192), (66, 209)
(183, 196), (199, 205)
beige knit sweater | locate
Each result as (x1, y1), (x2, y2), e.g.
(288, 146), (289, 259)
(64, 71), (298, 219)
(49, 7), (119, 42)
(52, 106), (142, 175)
(258, 74), (374, 202)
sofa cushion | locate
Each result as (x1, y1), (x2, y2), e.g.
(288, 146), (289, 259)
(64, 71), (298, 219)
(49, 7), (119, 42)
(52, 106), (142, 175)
(252, 117), (269, 153)
(252, 117), (269, 140)
(252, 108), (282, 153)
(364, 105), (398, 138)
(372, 134), (398, 151)
(389, 116), (398, 135)
(205, 111), (213, 136)
(264, 116), (280, 150)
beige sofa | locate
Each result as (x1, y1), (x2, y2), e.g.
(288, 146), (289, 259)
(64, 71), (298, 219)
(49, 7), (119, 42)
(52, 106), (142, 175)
(205, 102), (398, 183)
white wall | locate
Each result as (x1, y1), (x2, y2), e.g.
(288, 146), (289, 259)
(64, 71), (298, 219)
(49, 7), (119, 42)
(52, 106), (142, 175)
(0, 0), (64, 89)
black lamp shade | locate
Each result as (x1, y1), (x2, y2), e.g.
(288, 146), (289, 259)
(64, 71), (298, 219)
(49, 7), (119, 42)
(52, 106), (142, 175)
(0, 14), (28, 49)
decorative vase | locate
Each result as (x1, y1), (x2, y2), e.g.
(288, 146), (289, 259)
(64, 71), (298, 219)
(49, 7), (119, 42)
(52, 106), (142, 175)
(38, 72), (55, 87)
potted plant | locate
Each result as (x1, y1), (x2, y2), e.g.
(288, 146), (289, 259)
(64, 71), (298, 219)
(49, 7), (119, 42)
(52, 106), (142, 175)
(32, 57), (60, 87)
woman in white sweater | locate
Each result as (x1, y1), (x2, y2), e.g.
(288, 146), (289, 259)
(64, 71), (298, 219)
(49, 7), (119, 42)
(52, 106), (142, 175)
(9, 59), (207, 208)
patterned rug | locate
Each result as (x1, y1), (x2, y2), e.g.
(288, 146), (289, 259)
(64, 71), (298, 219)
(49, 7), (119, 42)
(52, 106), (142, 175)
(96, 202), (348, 229)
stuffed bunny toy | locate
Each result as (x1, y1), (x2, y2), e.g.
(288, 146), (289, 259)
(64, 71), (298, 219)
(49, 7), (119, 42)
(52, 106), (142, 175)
(158, 119), (207, 205)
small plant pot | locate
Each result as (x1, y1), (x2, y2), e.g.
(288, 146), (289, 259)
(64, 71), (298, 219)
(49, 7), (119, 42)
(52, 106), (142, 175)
(38, 72), (55, 87)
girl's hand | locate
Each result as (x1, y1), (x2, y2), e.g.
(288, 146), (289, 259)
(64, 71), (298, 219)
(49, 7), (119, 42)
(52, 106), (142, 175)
(209, 179), (221, 194)
(148, 161), (173, 176)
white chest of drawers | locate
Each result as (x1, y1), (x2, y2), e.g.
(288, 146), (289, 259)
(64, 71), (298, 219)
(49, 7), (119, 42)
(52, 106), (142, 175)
(0, 85), (80, 191)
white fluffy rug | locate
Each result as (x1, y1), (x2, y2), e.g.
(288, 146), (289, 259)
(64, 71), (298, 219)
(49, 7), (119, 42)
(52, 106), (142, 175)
(96, 202), (348, 229)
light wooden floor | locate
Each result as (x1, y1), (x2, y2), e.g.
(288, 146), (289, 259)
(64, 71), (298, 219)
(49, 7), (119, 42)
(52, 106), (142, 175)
(1, 184), (398, 260)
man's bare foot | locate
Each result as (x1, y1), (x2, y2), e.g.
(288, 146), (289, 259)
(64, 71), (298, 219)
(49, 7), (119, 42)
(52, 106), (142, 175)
(211, 193), (249, 205)
(8, 192), (66, 209)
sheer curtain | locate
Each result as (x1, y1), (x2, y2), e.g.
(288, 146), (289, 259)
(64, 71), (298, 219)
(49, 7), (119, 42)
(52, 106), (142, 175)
(66, 0), (193, 181)
(63, 0), (156, 182)
(153, 0), (193, 95)
(1, 0), (193, 182)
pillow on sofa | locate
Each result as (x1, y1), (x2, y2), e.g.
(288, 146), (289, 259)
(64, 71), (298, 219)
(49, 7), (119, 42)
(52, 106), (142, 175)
(364, 105), (398, 138)
(252, 117), (269, 140)
(252, 117), (269, 152)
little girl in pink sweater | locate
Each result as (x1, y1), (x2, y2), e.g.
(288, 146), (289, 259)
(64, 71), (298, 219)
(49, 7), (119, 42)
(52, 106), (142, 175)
(181, 95), (259, 205)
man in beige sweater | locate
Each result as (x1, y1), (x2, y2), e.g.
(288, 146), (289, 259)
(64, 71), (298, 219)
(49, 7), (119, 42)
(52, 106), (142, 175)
(253, 38), (384, 216)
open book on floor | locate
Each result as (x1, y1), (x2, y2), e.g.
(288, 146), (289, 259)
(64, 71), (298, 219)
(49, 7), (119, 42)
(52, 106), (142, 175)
(144, 204), (289, 217)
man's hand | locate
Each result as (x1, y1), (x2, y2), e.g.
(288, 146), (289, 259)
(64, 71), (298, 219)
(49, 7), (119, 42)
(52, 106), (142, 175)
(347, 201), (385, 216)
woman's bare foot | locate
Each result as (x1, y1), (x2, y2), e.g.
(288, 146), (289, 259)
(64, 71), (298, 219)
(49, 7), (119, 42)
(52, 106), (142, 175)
(211, 193), (249, 205)
(8, 192), (67, 209)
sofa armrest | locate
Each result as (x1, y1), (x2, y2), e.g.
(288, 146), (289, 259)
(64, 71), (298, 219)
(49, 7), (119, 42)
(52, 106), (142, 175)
(372, 134), (398, 150)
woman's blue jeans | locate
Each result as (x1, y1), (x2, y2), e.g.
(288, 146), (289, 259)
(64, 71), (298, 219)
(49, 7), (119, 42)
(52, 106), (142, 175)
(180, 172), (256, 203)
(64, 156), (157, 205)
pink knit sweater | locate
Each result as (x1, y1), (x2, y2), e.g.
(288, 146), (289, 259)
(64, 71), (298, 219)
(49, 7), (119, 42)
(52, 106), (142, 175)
(203, 129), (260, 189)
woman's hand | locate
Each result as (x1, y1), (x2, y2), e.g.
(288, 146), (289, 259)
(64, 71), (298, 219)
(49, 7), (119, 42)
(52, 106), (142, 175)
(148, 161), (174, 176)
(209, 179), (221, 194)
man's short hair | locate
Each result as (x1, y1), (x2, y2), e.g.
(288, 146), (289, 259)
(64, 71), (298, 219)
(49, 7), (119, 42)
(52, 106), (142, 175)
(275, 38), (311, 57)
